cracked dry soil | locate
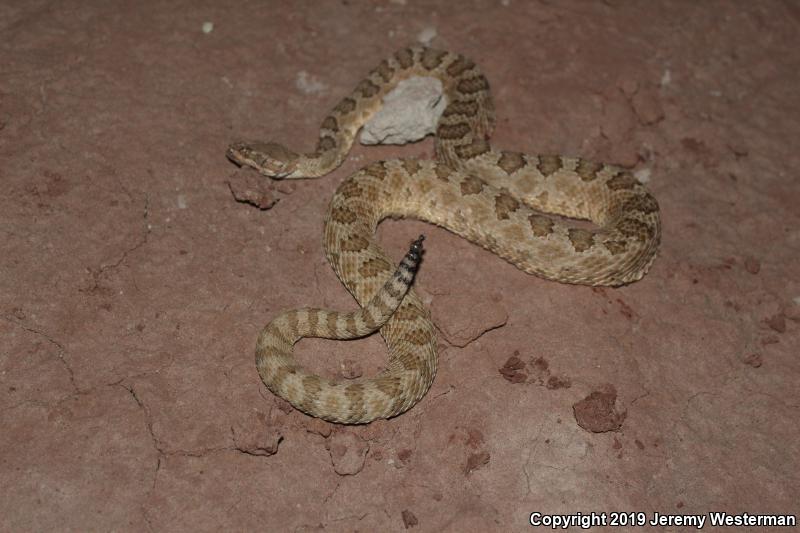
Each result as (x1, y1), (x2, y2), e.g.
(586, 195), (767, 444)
(2, 1), (799, 531)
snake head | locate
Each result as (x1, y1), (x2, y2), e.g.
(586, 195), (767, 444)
(226, 141), (300, 179)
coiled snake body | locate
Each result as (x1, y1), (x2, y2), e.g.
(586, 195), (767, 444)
(227, 46), (661, 424)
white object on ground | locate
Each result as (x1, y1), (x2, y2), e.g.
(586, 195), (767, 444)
(360, 77), (446, 146)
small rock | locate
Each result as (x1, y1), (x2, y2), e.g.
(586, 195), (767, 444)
(228, 172), (279, 210)
(360, 77), (447, 146)
(327, 432), (369, 475)
(743, 353), (762, 368)
(417, 26), (437, 45)
(634, 167), (652, 184)
(305, 417), (333, 438)
(231, 411), (283, 456)
(503, 355), (525, 370)
(501, 369), (527, 383)
(499, 355), (527, 383)
(765, 313), (786, 333)
(531, 356), (549, 372)
(744, 256), (760, 274)
(573, 386), (627, 432)
(401, 509), (418, 529)
(465, 451), (490, 474)
(660, 69), (672, 87)
(295, 70), (327, 95)
(631, 87), (665, 125)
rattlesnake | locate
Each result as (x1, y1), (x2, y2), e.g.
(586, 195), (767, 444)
(227, 46), (661, 424)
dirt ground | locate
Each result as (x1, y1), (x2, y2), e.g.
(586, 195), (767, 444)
(2, 1), (799, 531)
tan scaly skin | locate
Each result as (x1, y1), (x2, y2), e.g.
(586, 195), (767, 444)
(228, 46), (661, 424)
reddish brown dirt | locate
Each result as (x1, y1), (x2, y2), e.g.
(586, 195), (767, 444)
(2, 1), (799, 531)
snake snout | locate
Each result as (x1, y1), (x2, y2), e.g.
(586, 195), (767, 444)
(227, 141), (299, 178)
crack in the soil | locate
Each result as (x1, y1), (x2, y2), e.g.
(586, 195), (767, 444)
(629, 387), (651, 406)
(521, 419), (546, 496)
(433, 318), (507, 349)
(120, 382), (163, 452)
(85, 194), (151, 291)
(2, 315), (79, 394)
(119, 382), (276, 459)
